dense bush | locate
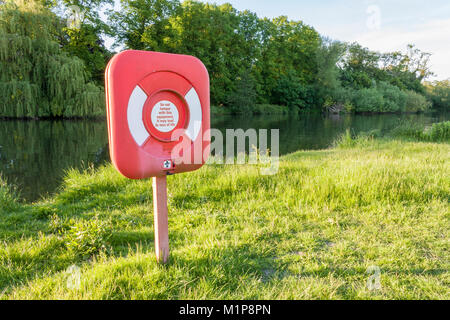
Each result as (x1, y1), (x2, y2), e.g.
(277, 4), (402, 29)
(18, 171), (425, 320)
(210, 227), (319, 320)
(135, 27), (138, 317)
(348, 83), (431, 113)
(272, 72), (314, 111)
(403, 89), (431, 112)
(377, 82), (406, 112)
(425, 80), (450, 110)
(352, 88), (384, 112)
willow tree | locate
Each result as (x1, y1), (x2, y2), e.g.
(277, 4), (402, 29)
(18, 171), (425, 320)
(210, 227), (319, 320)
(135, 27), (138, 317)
(0, 0), (104, 118)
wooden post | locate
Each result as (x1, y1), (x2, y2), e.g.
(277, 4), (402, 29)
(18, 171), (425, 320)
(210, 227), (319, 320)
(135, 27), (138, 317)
(152, 176), (169, 263)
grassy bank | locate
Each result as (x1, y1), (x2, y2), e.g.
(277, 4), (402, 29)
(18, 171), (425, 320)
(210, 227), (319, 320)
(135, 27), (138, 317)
(0, 137), (449, 299)
(391, 121), (450, 142)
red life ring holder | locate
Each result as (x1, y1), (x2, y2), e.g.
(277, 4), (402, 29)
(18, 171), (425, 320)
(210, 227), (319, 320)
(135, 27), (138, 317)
(105, 50), (210, 179)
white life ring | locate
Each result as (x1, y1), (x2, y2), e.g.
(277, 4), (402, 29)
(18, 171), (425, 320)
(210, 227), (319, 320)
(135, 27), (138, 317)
(127, 86), (202, 146)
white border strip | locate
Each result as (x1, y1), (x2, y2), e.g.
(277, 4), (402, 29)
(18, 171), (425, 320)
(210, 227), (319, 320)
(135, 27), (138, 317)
(127, 86), (149, 146)
(185, 87), (202, 141)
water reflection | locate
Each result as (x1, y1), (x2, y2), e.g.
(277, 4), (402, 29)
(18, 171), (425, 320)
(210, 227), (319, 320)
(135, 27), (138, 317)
(212, 112), (449, 154)
(0, 120), (109, 202)
(0, 112), (448, 202)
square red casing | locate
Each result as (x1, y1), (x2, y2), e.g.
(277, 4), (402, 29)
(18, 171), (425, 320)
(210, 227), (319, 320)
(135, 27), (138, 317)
(105, 50), (210, 179)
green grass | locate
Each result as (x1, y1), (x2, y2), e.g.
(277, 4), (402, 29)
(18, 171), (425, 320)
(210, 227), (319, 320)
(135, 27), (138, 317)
(0, 138), (449, 299)
(391, 121), (450, 142)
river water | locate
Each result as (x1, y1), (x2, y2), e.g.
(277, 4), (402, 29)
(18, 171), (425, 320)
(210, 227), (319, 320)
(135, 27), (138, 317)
(0, 111), (448, 202)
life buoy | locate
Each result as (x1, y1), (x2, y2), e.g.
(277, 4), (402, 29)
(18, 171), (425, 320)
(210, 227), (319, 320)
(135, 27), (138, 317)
(127, 71), (202, 147)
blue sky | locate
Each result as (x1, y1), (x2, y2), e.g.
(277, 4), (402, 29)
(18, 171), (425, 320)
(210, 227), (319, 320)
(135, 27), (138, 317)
(107, 0), (450, 80)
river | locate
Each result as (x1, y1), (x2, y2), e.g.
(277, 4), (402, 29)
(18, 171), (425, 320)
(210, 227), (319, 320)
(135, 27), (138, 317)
(0, 111), (448, 202)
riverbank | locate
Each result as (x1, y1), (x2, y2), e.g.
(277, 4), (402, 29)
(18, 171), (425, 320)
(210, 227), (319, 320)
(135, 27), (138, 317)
(211, 104), (292, 115)
(211, 104), (444, 116)
(0, 133), (448, 299)
(0, 104), (446, 119)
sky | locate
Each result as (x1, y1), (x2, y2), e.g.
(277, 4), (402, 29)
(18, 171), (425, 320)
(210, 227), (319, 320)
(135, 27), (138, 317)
(107, 0), (450, 80)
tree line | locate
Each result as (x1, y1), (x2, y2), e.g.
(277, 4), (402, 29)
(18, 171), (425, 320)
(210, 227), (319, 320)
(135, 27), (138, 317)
(0, 0), (448, 118)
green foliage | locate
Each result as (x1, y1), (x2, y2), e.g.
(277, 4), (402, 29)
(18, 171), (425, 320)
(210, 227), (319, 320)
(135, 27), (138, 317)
(427, 121), (450, 142)
(110, 1), (321, 108)
(252, 104), (291, 115)
(226, 70), (257, 113)
(0, 175), (18, 212)
(65, 216), (112, 257)
(210, 105), (233, 115)
(314, 38), (346, 108)
(403, 89), (431, 113)
(48, 213), (67, 234)
(425, 80), (450, 110)
(0, 0), (105, 118)
(392, 121), (450, 142)
(377, 82), (406, 112)
(352, 87), (384, 112)
(336, 121), (450, 147)
(110, 1), (433, 114)
(0, 0), (439, 117)
(109, 0), (180, 51)
(340, 43), (432, 93)
(339, 43), (381, 89)
(349, 82), (430, 114)
(334, 43), (434, 113)
(62, 25), (112, 85)
(391, 121), (425, 140)
(41, 1), (114, 85)
(333, 128), (381, 148)
(257, 16), (321, 106)
(272, 71), (314, 110)
(334, 129), (355, 148)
